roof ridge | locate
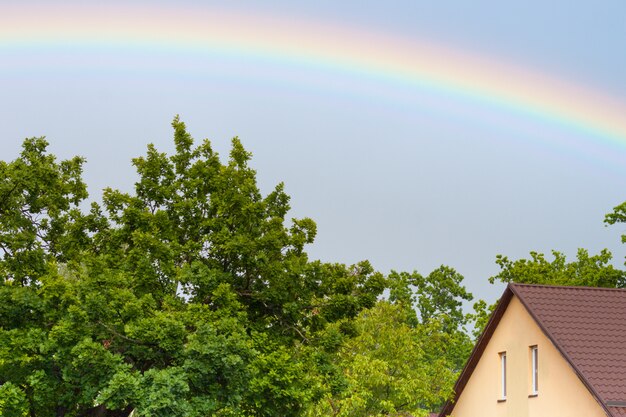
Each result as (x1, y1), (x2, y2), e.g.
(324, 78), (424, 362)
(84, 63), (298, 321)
(510, 282), (626, 292)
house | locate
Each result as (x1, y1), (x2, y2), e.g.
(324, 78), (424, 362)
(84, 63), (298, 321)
(439, 283), (626, 417)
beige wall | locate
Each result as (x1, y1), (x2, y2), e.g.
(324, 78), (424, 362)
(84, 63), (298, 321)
(449, 295), (607, 417)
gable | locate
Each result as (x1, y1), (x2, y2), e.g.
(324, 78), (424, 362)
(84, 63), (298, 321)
(447, 295), (607, 417)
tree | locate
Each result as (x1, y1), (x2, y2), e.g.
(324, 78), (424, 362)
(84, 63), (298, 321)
(303, 267), (476, 417)
(1, 118), (390, 416)
(387, 267), (474, 371)
(2, 118), (486, 416)
(605, 201), (626, 260)
(490, 248), (626, 288)
(304, 301), (457, 417)
(488, 203), (626, 289)
(0, 137), (98, 285)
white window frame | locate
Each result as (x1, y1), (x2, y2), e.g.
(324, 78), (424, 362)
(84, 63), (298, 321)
(499, 351), (507, 400)
(530, 345), (538, 395)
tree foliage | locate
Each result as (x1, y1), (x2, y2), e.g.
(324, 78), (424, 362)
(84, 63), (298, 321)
(606, 201), (626, 261)
(0, 119), (471, 417)
(305, 301), (457, 417)
(490, 249), (625, 288)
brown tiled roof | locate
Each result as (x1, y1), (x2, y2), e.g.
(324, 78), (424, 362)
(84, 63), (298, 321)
(513, 284), (626, 406)
(610, 407), (626, 417)
(440, 283), (626, 417)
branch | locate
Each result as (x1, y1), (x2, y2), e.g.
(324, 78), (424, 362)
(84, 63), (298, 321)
(0, 181), (20, 215)
(97, 321), (143, 344)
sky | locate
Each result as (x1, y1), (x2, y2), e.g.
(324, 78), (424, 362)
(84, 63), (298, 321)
(1, 0), (626, 304)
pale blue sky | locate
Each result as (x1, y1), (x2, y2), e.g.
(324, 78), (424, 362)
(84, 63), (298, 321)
(1, 0), (625, 303)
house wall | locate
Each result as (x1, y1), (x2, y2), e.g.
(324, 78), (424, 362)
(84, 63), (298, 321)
(449, 295), (607, 417)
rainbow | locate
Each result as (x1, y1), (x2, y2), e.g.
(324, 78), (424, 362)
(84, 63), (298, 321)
(2, 3), (626, 152)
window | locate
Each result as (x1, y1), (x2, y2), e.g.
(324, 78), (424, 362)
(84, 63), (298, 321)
(499, 352), (507, 400)
(530, 345), (538, 395)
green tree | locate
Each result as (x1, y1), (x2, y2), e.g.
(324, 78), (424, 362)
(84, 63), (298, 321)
(304, 266), (476, 417)
(490, 248), (626, 288)
(1, 119), (390, 416)
(0, 137), (98, 285)
(305, 301), (457, 417)
(387, 267), (474, 370)
(605, 201), (626, 262)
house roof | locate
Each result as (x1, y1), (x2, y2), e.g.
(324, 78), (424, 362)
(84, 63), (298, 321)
(440, 283), (626, 417)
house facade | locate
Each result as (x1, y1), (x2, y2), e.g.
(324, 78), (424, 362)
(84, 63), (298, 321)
(440, 283), (626, 417)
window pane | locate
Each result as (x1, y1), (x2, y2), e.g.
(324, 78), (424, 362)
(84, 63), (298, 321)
(500, 352), (507, 399)
(532, 346), (538, 393)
